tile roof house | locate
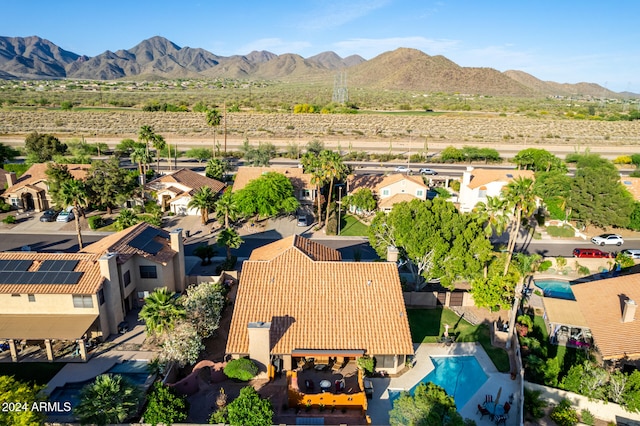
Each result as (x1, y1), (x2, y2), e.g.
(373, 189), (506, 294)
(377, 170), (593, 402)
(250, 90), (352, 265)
(145, 168), (226, 216)
(346, 173), (428, 212)
(0, 223), (186, 363)
(3, 163), (90, 212)
(458, 167), (535, 212)
(0, 168), (17, 195)
(621, 177), (640, 200)
(571, 273), (640, 361)
(232, 166), (316, 204)
(226, 235), (414, 374)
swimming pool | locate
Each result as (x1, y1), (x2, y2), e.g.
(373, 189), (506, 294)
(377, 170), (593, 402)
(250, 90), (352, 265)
(389, 356), (488, 409)
(47, 360), (151, 417)
(534, 279), (575, 300)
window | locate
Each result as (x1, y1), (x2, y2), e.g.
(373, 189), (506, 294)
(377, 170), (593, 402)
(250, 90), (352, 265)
(416, 190), (424, 197)
(382, 189), (390, 197)
(375, 355), (396, 369)
(98, 289), (105, 305)
(73, 295), (93, 308)
(28, 294), (36, 302)
(123, 270), (131, 287)
(11, 293), (20, 297)
(10, 198), (20, 207)
(139, 265), (157, 279)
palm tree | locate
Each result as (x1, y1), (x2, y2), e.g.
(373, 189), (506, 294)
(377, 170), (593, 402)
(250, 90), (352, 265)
(138, 287), (186, 336)
(505, 253), (542, 349)
(474, 196), (508, 239)
(58, 179), (88, 250)
(206, 108), (222, 153)
(188, 186), (217, 224)
(320, 150), (349, 230)
(151, 133), (167, 172)
(215, 190), (240, 228)
(138, 125), (155, 158)
(217, 227), (243, 260)
(115, 209), (139, 231)
(502, 177), (537, 276)
(301, 153), (326, 225)
(130, 146), (153, 179)
(193, 244), (217, 265)
(74, 374), (142, 426)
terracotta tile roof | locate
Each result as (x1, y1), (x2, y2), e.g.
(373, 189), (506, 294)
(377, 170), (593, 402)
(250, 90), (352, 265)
(347, 174), (385, 193)
(467, 169), (534, 189)
(542, 298), (588, 328)
(147, 168), (225, 194)
(572, 273), (640, 360)
(377, 174), (427, 190)
(232, 166), (313, 192)
(0, 252), (103, 295)
(227, 238), (414, 356)
(81, 222), (176, 265)
(378, 193), (420, 209)
(622, 177), (640, 201)
(249, 235), (342, 262)
(5, 163), (90, 194)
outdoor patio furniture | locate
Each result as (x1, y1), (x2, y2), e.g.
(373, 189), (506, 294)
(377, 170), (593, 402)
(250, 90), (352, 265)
(319, 379), (331, 392)
(314, 363), (328, 371)
(305, 379), (314, 390)
(477, 404), (491, 419)
(503, 401), (511, 416)
(484, 394), (493, 404)
(335, 379), (345, 393)
(494, 414), (507, 425)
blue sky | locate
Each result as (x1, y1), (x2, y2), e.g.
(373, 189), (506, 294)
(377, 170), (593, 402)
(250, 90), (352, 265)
(6, 0), (639, 92)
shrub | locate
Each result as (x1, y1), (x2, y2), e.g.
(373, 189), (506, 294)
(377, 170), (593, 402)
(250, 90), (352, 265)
(550, 399), (578, 426)
(2, 215), (16, 224)
(87, 215), (103, 230)
(539, 260), (552, 272)
(580, 409), (595, 426)
(215, 255), (237, 274)
(142, 382), (189, 426)
(614, 155), (633, 164)
(224, 358), (258, 381)
(357, 356), (374, 375)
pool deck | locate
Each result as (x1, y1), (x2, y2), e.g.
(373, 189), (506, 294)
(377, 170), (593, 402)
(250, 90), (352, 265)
(367, 342), (521, 426)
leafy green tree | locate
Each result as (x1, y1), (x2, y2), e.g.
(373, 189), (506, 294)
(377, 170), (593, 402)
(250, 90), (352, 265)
(188, 186), (217, 224)
(215, 190), (241, 228)
(320, 150), (350, 228)
(193, 244), (217, 265)
(369, 198), (493, 290)
(86, 158), (138, 214)
(186, 147), (213, 163)
(224, 358), (259, 381)
(514, 148), (567, 172)
(234, 172), (299, 219)
(114, 138), (144, 157)
(142, 381), (189, 426)
(560, 361), (608, 400)
(59, 179), (89, 250)
(628, 202), (640, 231)
(226, 386), (273, 426)
(74, 374), (141, 426)
(24, 131), (68, 163)
(306, 139), (325, 155)
(622, 370), (640, 412)
(45, 162), (74, 206)
(159, 322), (204, 367)
(389, 382), (466, 426)
(0, 376), (47, 426)
(469, 255), (520, 311)
(217, 227), (243, 260)
(244, 142), (276, 167)
(139, 287), (186, 337)
(534, 170), (573, 221)
(205, 157), (227, 180)
(568, 154), (634, 229)
(182, 281), (226, 338)
(343, 188), (377, 215)
(115, 208), (139, 231)
(0, 142), (19, 166)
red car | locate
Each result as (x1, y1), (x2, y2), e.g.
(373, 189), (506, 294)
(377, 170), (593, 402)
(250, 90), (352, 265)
(573, 248), (612, 258)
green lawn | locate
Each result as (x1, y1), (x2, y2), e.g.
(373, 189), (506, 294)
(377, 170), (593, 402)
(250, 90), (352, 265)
(407, 307), (510, 372)
(0, 362), (65, 385)
(339, 214), (369, 236)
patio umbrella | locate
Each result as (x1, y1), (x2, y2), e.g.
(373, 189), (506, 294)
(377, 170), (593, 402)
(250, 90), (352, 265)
(444, 324), (450, 338)
(493, 386), (502, 415)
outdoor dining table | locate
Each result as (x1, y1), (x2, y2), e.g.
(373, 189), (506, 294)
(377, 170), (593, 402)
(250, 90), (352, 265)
(484, 401), (505, 417)
(319, 380), (332, 391)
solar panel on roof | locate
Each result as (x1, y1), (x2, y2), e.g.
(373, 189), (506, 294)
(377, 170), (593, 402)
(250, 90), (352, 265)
(129, 227), (165, 255)
(40, 260), (78, 272)
(0, 270), (84, 285)
(0, 260), (33, 271)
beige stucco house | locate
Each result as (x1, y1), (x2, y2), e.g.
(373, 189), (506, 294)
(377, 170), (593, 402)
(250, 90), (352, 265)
(0, 223), (185, 362)
(145, 168), (226, 216)
(458, 167), (535, 212)
(232, 166), (316, 205)
(347, 173), (428, 212)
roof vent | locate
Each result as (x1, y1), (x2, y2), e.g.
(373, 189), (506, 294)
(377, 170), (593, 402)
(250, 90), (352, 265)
(367, 280), (372, 286)
(506, 173), (514, 178)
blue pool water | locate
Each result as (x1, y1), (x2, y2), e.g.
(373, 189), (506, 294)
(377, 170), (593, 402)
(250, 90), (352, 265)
(389, 356), (488, 409)
(534, 279), (575, 300)
(47, 360), (151, 416)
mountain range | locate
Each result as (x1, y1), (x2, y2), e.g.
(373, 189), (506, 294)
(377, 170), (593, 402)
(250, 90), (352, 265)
(0, 35), (628, 98)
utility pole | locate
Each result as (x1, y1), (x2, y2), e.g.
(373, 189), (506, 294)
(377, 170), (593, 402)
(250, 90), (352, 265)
(224, 101), (227, 154)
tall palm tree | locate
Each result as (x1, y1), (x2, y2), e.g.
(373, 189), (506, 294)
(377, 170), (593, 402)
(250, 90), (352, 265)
(474, 196), (508, 239)
(130, 146), (152, 178)
(138, 287), (186, 336)
(206, 108), (222, 153)
(217, 227), (243, 260)
(151, 133), (167, 172)
(505, 252), (542, 349)
(301, 153), (326, 226)
(138, 125), (155, 158)
(188, 186), (217, 224)
(215, 190), (240, 228)
(58, 179), (89, 250)
(74, 374), (142, 426)
(502, 177), (537, 276)
(320, 150), (349, 230)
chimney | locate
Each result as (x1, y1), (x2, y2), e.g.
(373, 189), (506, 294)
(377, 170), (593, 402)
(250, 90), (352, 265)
(5, 171), (16, 188)
(169, 228), (186, 292)
(462, 166), (474, 187)
(623, 299), (637, 323)
(387, 246), (399, 262)
(248, 321), (271, 372)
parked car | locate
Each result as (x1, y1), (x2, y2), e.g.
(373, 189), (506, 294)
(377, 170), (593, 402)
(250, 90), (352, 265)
(39, 209), (59, 222)
(621, 249), (640, 259)
(591, 233), (624, 246)
(56, 210), (74, 222)
(394, 166), (411, 173)
(297, 215), (308, 227)
(573, 248), (612, 258)
(419, 168), (438, 175)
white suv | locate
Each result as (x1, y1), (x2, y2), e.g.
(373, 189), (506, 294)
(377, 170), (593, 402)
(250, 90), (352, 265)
(591, 233), (624, 246)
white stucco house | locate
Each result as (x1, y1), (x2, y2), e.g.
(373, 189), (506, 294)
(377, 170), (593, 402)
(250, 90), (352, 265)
(458, 166), (535, 212)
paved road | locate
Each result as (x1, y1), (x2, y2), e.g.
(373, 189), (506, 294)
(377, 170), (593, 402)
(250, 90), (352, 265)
(0, 233), (104, 253)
